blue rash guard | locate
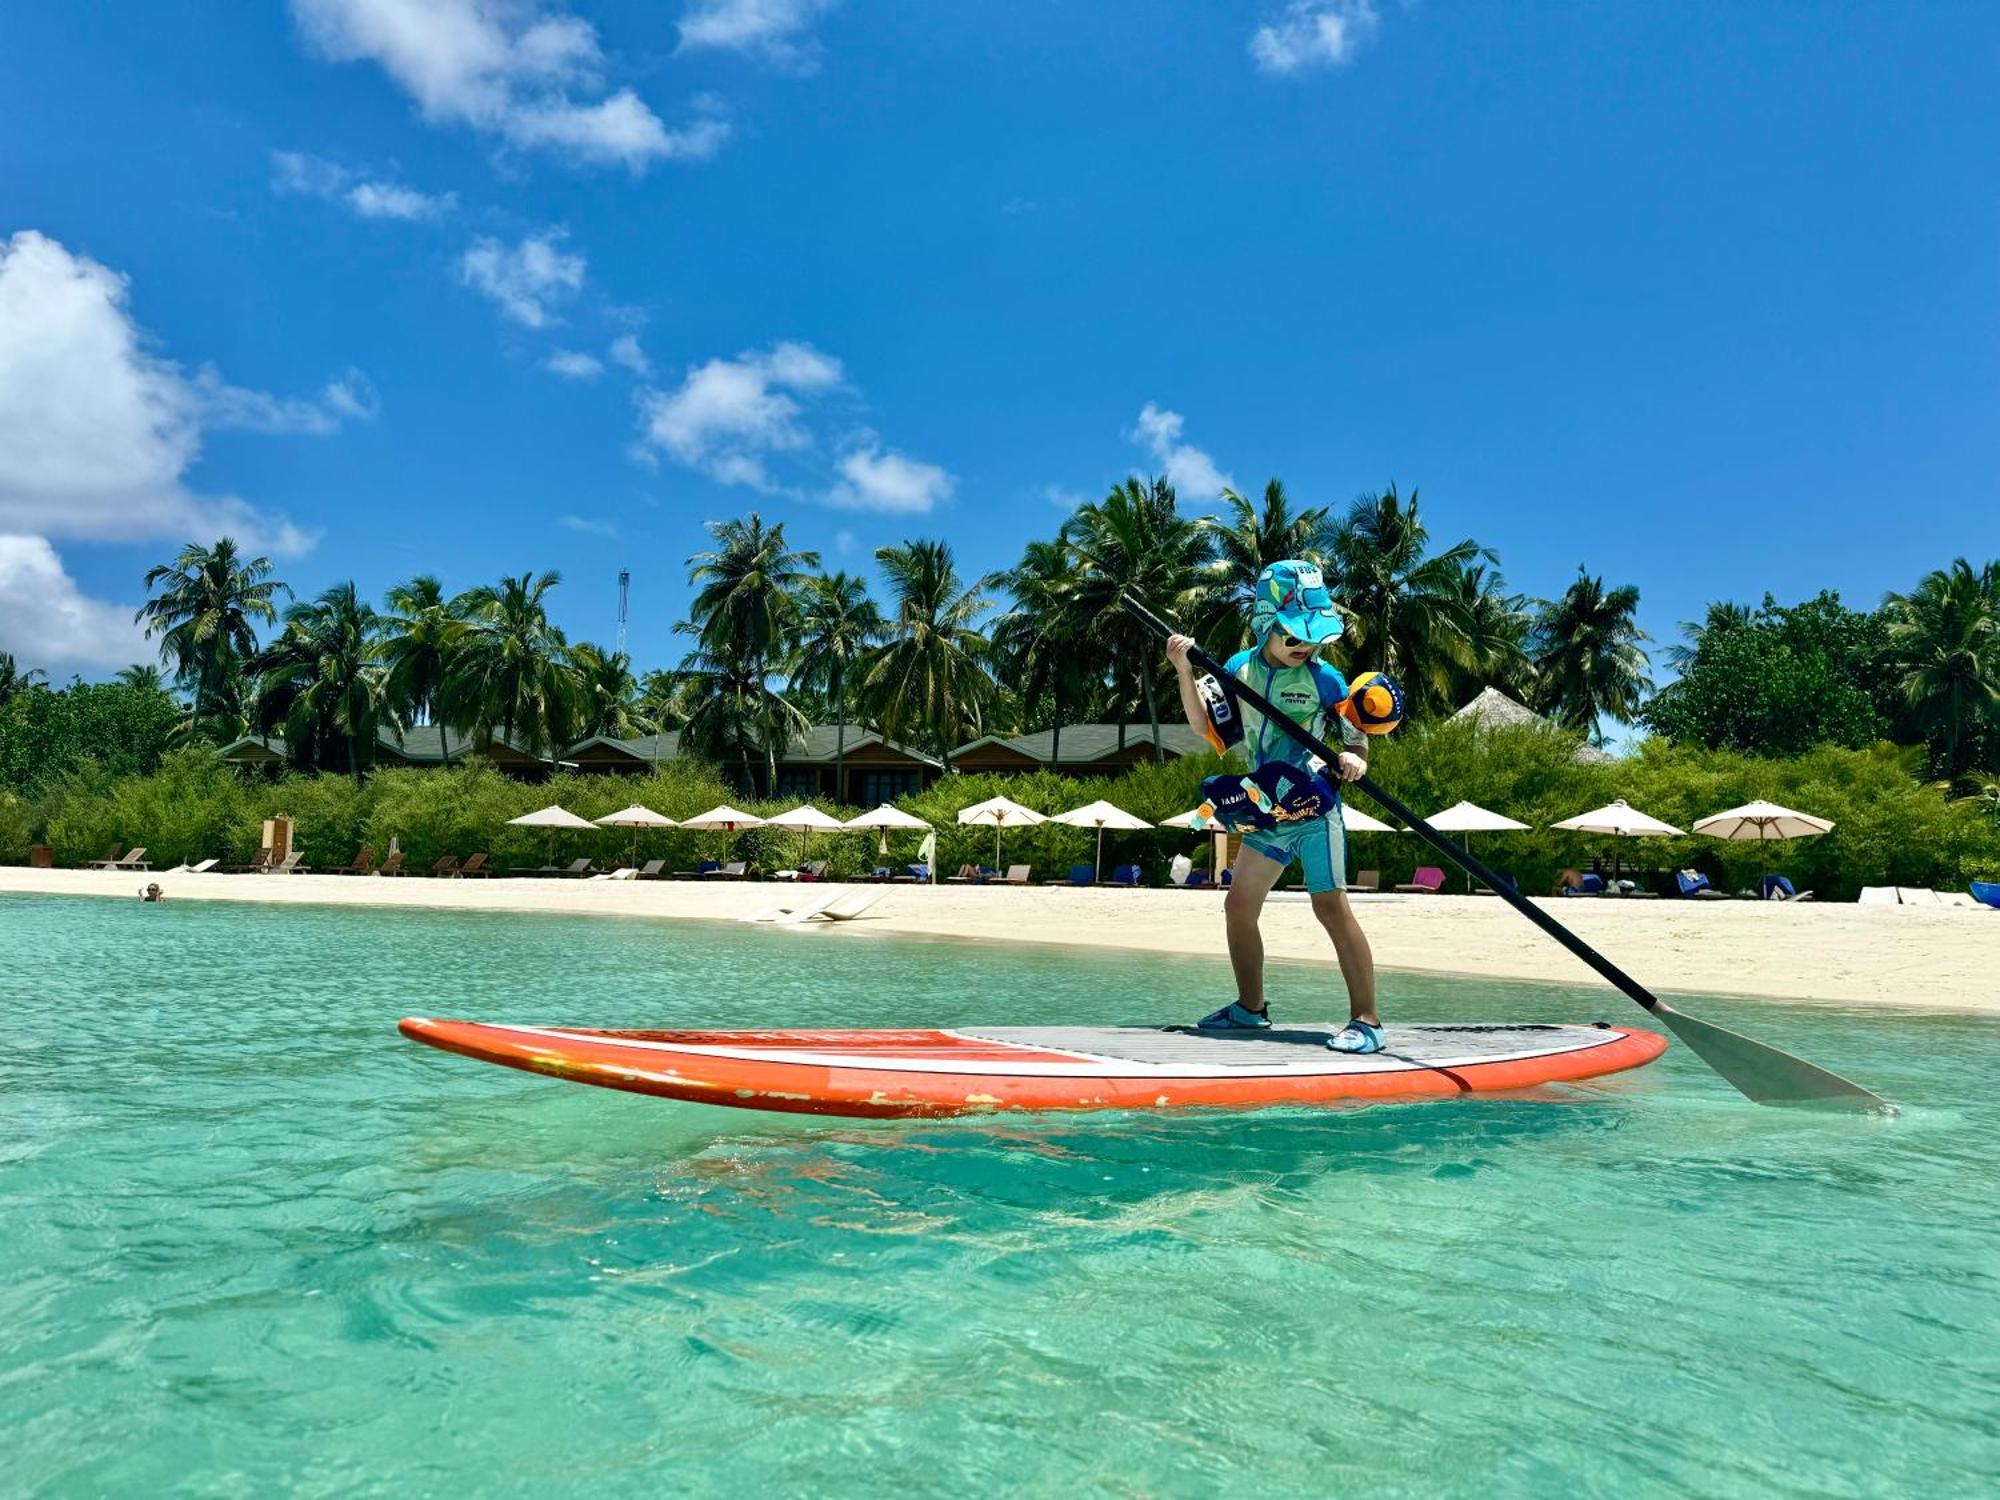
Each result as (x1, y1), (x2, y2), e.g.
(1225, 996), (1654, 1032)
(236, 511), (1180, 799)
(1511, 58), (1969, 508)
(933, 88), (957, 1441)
(1199, 648), (1365, 893)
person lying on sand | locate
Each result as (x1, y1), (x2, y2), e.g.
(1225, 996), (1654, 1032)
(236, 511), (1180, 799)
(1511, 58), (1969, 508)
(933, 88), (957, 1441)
(1165, 559), (1385, 1054)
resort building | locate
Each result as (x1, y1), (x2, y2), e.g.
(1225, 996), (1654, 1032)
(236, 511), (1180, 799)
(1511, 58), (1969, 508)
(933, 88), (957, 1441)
(950, 723), (1212, 776)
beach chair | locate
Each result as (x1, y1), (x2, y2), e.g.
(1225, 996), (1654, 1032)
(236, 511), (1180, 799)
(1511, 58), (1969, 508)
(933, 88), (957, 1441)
(86, 844), (123, 869)
(377, 850), (406, 877)
(1185, 869), (1213, 888)
(867, 865), (893, 882)
(457, 852), (492, 877)
(1101, 863), (1142, 888)
(799, 860), (829, 881)
(1896, 887), (1942, 906)
(1971, 881), (2000, 911)
(1395, 866), (1446, 894)
(334, 846), (375, 876)
(946, 863), (984, 884)
(679, 859), (722, 879)
(893, 863), (929, 883)
(1857, 886), (1898, 905)
(1475, 871), (1521, 897)
(273, 850), (307, 874)
(429, 855), (461, 878)
(233, 847), (274, 874)
(635, 859), (667, 880)
(1043, 865), (1093, 887)
(557, 858), (595, 877)
(998, 864), (1032, 885)
(1579, 873), (1606, 896)
(1352, 869), (1380, 892)
(187, 857), (220, 873)
(1675, 869), (1717, 899)
(590, 867), (640, 881)
(699, 860), (747, 879)
(1761, 875), (1812, 902)
(28, 844), (53, 869)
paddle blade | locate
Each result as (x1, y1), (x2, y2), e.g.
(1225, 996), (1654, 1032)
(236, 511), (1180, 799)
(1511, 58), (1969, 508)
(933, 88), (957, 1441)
(1654, 1002), (1893, 1113)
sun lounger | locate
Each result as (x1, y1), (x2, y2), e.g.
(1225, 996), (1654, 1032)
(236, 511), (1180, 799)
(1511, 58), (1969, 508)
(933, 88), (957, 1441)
(743, 887), (890, 925)
(945, 864), (989, 884)
(86, 844), (123, 869)
(699, 860), (747, 880)
(429, 855), (461, 877)
(458, 852), (492, 877)
(1352, 869), (1381, 892)
(335, 847), (375, 876)
(91, 847), (150, 870)
(273, 850), (307, 874)
(994, 864), (1030, 885)
(1895, 887), (1942, 906)
(164, 857), (221, 874)
(1857, 886), (1898, 905)
(635, 859), (667, 880)
(231, 847), (274, 874)
(1044, 865), (1095, 887)
(892, 864), (928, 883)
(589, 867), (639, 881)
(377, 850), (406, 877)
(1100, 863), (1142, 888)
(1395, 866), (1445, 894)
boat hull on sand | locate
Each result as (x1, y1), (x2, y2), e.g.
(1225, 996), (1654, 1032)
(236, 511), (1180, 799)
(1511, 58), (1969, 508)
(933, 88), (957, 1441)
(399, 1017), (1669, 1119)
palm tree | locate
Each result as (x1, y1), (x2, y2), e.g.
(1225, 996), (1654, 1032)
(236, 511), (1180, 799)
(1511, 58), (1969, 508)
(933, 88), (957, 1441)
(671, 641), (806, 792)
(114, 664), (167, 693)
(685, 514), (820, 667)
(988, 537), (1094, 770)
(1322, 486), (1483, 713)
(135, 538), (289, 728)
(1062, 476), (1216, 760)
(1531, 568), (1654, 743)
(860, 540), (995, 763)
(1447, 562), (1534, 706)
(634, 669), (683, 736)
(381, 575), (467, 765)
(452, 571), (579, 760)
(0, 653), (48, 706)
(569, 642), (642, 739)
(1665, 600), (1755, 671)
(789, 571), (886, 797)
(1882, 558), (2000, 777)
(1198, 480), (1331, 649)
(251, 582), (392, 784)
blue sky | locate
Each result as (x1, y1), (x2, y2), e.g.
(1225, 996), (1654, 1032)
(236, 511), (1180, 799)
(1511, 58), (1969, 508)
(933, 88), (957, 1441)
(2, 1), (1995, 688)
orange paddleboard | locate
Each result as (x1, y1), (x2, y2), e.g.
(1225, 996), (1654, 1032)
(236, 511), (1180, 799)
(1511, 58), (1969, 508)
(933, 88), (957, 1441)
(399, 1017), (1667, 1119)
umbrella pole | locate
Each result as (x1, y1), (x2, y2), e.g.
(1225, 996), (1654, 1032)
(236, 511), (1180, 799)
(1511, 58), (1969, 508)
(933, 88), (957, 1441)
(1095, 823), (1105, 883)
(994, 824), (1001, 869)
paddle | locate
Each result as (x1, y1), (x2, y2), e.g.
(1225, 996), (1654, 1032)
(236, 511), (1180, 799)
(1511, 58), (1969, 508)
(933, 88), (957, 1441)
(1119, 593), (1890, 1112)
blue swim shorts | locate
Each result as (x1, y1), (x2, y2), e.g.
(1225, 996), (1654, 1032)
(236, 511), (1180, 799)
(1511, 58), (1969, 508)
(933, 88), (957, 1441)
(1240, 811), (1349, 894)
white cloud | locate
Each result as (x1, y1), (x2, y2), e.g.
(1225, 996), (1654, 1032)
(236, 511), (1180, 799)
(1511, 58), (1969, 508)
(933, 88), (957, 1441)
(271, 150), (455, 220)
(634, 341), (842, 489)
(1129, 403), (1233, 503)
(458, 230), (586, 327)
(826, 443), (953, 515)
(607, 333), (649, 376)
(291, 0), (729, 170)
(0, 230), (332, 557)
(558, 513), (617, 537)
(0, 534), (148, 672)
(544, 349), (603, 380)
(1250, 1), (1380, 76)
(677, 0), (834, 71)
(1044, 484), (1085, 511)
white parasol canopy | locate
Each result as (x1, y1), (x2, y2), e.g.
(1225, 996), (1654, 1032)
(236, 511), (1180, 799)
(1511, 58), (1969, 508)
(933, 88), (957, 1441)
(507, 804), (598, 830)
(594, 804), (676, 865)
(1552, 798), (1683, 885)
(1424, 800), (1531, 892)
(1552, 799), (1685, 838)
(764, 804), (848, 864)
(680, 804), (765, 863)
(1694, 800), (1834, 898)
(957, 794), (1046, 867)
(1050, 799), (1154, 882)
(1339, 803), (1399, 835)
(845, 803), (933, 856)
(1692, 800), (1833, 841)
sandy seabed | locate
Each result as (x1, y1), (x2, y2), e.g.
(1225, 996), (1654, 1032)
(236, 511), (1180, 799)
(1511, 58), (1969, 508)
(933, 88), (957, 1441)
(8, 865), (1997, 1014)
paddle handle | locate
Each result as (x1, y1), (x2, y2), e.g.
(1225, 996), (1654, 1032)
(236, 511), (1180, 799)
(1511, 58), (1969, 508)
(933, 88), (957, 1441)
(1120, 593), (1664, 1016)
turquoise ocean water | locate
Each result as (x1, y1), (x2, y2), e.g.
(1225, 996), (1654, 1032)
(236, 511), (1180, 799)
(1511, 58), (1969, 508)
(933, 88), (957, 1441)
(1, 891), (1994, 1497)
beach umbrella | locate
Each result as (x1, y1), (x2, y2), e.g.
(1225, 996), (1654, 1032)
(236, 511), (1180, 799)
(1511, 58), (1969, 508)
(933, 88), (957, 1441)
(957, 794), (1046, 868)
(1339, 803), (1399, 835)
(594, 804), (677, 865)
(1051, 798), (1154, 882)
(764, 804), (847, 865)
(1693, 800), (1833, 897)
(845, 803), (932, 856)
(507, 803), (599, 865)
(1423, 800), (1532, 892)
(680, 804), (766, 863)
(1552, 798), (1684, 883)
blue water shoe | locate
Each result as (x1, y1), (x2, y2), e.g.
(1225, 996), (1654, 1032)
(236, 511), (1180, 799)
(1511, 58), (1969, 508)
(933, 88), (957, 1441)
(1326, 1020), (1386, 1054)
(1197, 1002), (1272, 1031)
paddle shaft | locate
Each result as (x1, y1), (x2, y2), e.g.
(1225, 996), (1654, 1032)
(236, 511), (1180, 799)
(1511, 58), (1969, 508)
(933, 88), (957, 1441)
(1120, 594), (1666, 1017)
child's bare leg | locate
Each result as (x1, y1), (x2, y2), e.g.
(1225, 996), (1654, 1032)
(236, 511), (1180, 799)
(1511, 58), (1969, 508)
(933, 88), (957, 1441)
(1223, 845), (1287, 1011)
(1310, 889), (1378, 1026)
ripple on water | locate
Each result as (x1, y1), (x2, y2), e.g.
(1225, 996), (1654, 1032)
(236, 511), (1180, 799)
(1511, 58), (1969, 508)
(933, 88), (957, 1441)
(1, 891), (1996, 1498)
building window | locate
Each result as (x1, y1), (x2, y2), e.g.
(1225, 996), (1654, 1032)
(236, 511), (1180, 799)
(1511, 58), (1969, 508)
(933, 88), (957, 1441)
(859, 769), (921, 806)
(776, 767), (824, 798)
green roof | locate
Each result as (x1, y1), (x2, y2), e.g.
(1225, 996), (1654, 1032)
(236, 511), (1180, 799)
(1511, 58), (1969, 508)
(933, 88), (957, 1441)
(954, 723), (1211, 764)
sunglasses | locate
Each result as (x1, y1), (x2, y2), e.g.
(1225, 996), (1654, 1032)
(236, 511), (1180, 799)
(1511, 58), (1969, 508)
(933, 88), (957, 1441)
(1279, 634), (1315, 650)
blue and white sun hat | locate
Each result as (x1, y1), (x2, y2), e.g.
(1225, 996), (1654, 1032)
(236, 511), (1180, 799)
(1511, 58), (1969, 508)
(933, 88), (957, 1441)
(1251, 559), (1343, 646)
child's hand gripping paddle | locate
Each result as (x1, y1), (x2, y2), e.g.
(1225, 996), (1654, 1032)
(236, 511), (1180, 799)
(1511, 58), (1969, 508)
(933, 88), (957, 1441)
(1122, 593), (1889, 1112)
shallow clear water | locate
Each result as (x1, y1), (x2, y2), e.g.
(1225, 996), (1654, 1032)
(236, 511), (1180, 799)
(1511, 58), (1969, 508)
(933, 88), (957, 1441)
(1, 891), (1995, 1498)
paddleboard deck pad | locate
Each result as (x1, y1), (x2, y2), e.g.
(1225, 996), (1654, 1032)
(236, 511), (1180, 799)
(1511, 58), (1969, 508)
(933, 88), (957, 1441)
(399, 1017), (1668, 1118)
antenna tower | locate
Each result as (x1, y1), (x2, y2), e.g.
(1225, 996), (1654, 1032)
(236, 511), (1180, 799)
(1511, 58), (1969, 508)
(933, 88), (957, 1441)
(615, 569), (630, 657)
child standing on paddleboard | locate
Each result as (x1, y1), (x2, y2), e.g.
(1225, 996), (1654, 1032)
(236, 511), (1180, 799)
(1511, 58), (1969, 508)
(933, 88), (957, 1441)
(1165, 560), (1384, 1054)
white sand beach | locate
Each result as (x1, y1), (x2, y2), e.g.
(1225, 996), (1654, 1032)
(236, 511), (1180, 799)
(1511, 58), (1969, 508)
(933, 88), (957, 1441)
(7, 865), (1996, 1013)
